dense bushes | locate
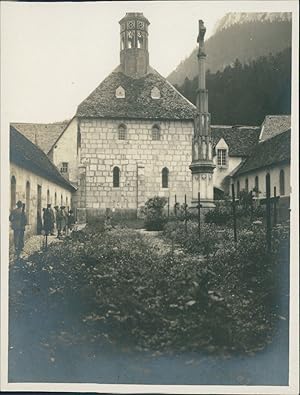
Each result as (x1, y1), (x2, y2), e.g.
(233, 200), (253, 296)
(141, 196), (167, 231)
(27, 221), (289, 354)
(204, 198), (265, 226)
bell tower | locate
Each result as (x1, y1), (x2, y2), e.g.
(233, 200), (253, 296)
(190, 20), (215, 208)
(119, 12), (150, 78)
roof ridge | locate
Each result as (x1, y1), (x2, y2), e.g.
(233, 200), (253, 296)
(11, 120), (69, 126)
(47, 116), (76, 154)
(258, 127), (291, 143)
(10, 126), (76, 190)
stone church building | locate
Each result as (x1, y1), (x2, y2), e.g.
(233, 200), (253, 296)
(52, 12), (197, 219)
(10, 12), (291, 224)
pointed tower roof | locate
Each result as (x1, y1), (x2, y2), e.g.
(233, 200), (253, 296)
(76, 13), (196, 120)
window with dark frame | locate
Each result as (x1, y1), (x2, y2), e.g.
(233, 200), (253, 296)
(217, 149), (227, 166)
(118, 124), (127, 140)
(152, 125), (160, 141)
(61, 162), (68, 173)
(245, 178), (249, 192)
(162, 167), (169, 188)
(113, 166), (120, 188)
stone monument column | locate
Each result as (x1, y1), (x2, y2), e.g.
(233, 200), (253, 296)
(190, 20), (215, 209)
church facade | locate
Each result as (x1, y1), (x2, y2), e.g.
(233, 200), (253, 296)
(56, 12), (197, 218)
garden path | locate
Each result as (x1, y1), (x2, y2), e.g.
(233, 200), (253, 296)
(137, 229), (187, 258)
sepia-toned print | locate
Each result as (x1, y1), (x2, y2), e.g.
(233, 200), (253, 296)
(2, 1), (298, 393)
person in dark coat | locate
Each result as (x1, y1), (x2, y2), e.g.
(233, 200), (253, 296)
(43, 205), (53, 236)
(47, 204), (55, 235)
(55, 206), (63, 238)
(9, 200), (27, 256)
(60, 206), (67, 235)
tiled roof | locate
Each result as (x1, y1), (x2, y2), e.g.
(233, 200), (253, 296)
(76, 67), (196, 120)
(10, 126), (76, 191)
(211, 125), (261, 157)
(11, 121), (69, 154)
(259, 115), (291, 142)
(235, 129), (291, 176)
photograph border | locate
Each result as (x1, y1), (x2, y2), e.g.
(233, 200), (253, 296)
(1, 1), (299, 393)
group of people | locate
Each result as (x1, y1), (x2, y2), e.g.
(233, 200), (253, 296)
(43, 204), (75, 238)
(9, 201), (76, 257)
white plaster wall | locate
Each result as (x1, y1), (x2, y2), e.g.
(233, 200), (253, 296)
(233, 163), (290, 198)
(10, 163), (73, 237)
(80, 118), (194, 210)
(51, 117), (79, 184)
(213, 155), (242, 191)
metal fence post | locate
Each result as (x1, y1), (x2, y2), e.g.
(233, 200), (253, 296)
(174, 194), (177, 217)
(266, 174), (272, 252)
(167, 197), (170, 219)
(273, 186), (277, 226)
(231, 183), (237, 243)
(250, 190), (253, 222)
(184, 194), (187, 234)
(198, 191), (201, 239)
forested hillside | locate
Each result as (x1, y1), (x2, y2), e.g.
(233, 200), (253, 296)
(174, 47), (291, 126)
(168, 19), (291, 86)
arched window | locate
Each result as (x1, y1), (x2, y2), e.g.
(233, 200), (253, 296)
(11, 176), (16, 210)
(162, 167), (169, 188)
(113, 166), (120, 188)
(254, 176), (259, 195)
(137, 31), (144, 48)
(237, 180), (240, 198)
(127, 31), (135, 48)
(54, 192), (57, 206)
(47, 189), (50, 205)
(279, 169), (285, 196)
(61, 194), (63, 206)
(118, 124), (127, 140)
(66, 196), (69, 208)
(245, 178), (249, 193)
(26, 181), (30, 221)
(152, 124), (160, 141)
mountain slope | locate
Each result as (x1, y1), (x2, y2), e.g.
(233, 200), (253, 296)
(213, 12), (291, 34)
(174, 47), (291, 126)
(168, 15), (291, 86)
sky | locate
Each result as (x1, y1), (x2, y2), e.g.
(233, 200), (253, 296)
(0, 1), (297, 123)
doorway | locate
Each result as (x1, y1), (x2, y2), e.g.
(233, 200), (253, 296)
(37, 185), (42, 234)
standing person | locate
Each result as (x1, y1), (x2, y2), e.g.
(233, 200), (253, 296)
(60, 206), (67, 236)
(9, 200), (27, 257)
(43, 205), (52, 236)
(48, 204), (55, 235)
(67, 209), (75, 234)
(55, 206), (63, 239)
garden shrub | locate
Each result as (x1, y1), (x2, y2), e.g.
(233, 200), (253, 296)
(205, 202), (232, 225)
(141, 196), (167, 231)
(164, 220), (233, 256)
(27, 221), (289, 354)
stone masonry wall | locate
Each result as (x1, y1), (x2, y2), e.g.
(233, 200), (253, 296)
(79, 118), (194, 214)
